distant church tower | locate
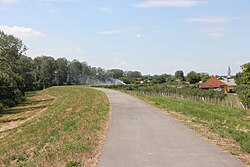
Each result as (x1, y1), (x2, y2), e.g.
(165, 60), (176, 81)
(227, 66), (231, 78)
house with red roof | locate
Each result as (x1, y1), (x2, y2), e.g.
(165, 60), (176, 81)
(199, 76), (236, 93)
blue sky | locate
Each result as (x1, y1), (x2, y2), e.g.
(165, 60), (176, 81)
(0, 0), (249, 75)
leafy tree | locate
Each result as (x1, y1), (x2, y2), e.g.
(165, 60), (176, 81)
(34, 56), (56, 89)
(175, 70), (185, 81)
(0, 31), (27, 110)
(77, 62), (91, 84)
(236, 62), (250, 108)
(33, 56), (43, 89)
(68, 60), (83, 85)
(18, 55), (35, 91)
(96, 67), (106, 81)
(109, 69), (124, 79)
(81, 62), (91, 76)
(90, 67), (97, 77)
(199, 73), (210, 82)
(165, 75), (177, 84)
(0, 31), (27, 73)
(126, 71), (142, 78)
(186, 71), (201, 84)
(152, 74), (166, 84)
(55, 58), (69, 86)
(236, 62), (250, 85)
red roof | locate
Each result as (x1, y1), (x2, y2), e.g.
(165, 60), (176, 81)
(199, 76), (226, 89)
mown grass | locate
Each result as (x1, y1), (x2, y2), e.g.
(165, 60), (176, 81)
(0, 86), (110, 167)
(128, 92), (250, 154)
(0, 91), (55, 138)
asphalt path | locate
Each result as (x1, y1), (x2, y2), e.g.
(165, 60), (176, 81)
(97, 88), (244, 167)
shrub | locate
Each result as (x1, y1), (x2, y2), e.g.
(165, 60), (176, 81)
(236, 85), (250, 109)
(238, 88), (250, 108)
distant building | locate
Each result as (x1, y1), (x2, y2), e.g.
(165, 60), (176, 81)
(199, 76), (225, 90)
(199, 67), (237, 93)
(220, 78), (237, 93)
(199, 76), (236, 93)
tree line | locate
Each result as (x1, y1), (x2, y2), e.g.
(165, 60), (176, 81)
(0, 31), (142, 111)
(1, 30), (249, 110)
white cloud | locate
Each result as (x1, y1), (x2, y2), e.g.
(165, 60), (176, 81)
(200, 27), (228, 37)
(98, 29), (130, 35)
(182, 16), (232, 23)
(0, 0), (17, 4)
(136, 33), (141, 38)
(98, 7), (112, 13)
(0, 25), (44, 39)
(134, 0), (200, 8)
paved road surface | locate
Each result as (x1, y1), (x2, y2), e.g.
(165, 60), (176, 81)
(97, 88), (244, 167)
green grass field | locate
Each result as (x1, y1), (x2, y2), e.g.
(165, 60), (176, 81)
(127, 91), (250, 164)
(0, 86), (110, 167)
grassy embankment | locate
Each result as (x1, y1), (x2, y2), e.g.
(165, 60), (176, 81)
(0, 86), (109, 167)
(127, 91), (250, 165)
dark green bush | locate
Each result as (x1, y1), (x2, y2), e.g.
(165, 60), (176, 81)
(238, 88), (250, 108)
(236, 85), (250, 109)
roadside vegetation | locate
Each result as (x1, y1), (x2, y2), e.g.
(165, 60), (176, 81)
(96, 84), (248, 109)
(0, 86), (109, 167)
(100, 84), (226, 99)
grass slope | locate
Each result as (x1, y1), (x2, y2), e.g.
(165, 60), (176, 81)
(0, 91), (55, 138)
(0, 86), (109, 167)
(127, 92), (250, 165)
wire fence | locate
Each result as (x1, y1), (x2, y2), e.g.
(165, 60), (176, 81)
(132, 91), (248, 110)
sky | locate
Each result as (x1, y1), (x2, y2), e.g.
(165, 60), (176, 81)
(0, 0), (249, 75)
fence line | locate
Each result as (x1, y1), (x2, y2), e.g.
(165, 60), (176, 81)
(132, 91), (248, 110)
